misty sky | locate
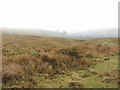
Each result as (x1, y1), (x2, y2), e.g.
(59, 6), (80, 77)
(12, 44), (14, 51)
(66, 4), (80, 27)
(0, 0), (119, 33)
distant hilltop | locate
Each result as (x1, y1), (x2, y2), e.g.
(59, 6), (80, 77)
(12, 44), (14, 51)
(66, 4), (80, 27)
(1, 28), (65, 37)
(68, 29), (118, 38)
(1, 28), (118, 38)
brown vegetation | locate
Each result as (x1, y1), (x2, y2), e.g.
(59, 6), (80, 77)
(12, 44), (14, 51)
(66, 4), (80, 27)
(2, 33), (118, 87)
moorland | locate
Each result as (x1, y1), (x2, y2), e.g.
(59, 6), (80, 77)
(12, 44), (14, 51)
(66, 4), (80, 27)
(2, 33), (119, 88)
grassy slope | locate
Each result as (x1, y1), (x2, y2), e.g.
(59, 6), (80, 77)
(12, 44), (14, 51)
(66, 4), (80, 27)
(91, 38), (118, 46)
(4, 55), (118, 88)
(2, 33), (78, 57)
(2, 33), (118, 88)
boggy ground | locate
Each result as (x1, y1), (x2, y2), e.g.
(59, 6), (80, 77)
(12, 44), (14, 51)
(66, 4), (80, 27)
(2, 33), (119, 88)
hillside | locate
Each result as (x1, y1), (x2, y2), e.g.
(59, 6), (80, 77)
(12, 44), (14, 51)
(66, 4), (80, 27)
(69, 29), (118, 38)
(2, 28), (64, 37)
(2, 33), (118, 88)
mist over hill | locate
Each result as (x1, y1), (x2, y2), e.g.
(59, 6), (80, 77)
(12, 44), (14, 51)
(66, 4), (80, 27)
(1, 28), (118, 38)
(68, 29), (118, 38)
(2, 28), (64, 37)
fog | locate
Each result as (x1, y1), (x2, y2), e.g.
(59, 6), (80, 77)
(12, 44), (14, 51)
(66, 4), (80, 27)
(1, 28), (118, 39)
(0, 0), (118, 33)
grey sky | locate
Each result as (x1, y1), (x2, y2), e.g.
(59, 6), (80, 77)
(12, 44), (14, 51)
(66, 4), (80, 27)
(0, 0), (119, 33)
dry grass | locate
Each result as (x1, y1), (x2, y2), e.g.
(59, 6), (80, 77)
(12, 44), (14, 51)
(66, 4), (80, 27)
(2, 33), (118, 86)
